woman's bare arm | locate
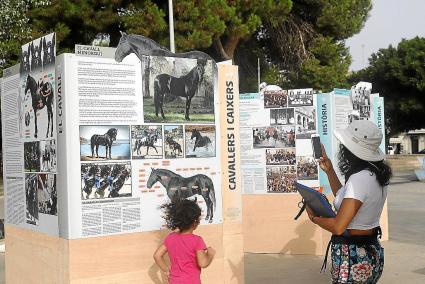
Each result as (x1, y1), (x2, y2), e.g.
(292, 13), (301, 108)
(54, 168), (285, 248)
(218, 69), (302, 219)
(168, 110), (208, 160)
(318, 144), (342, 196)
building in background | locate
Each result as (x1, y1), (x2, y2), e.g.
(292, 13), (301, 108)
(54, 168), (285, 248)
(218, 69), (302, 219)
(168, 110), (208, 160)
(389, 129), (425, 154)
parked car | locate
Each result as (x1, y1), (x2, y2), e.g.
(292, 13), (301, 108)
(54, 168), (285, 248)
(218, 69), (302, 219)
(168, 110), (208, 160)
(418, 149), (425, 154)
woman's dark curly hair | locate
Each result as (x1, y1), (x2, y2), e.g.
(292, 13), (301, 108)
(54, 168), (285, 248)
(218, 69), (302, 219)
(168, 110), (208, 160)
(338, 144), (392, 187)
(160, 198), (201, 231)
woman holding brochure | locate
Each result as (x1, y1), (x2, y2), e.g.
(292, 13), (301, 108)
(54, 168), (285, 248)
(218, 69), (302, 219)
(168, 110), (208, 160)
(306, 120), (392, 284)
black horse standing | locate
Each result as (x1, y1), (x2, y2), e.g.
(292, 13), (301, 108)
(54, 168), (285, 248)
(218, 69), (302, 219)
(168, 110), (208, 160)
(24, 75), (54, 138)
(190, 129), (211, 151)
(154, 59), (206, 121)
(90, 128), (118, 159)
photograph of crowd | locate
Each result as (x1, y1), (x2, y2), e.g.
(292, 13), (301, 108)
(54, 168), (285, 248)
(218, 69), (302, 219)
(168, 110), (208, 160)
(131, 125), (163, 159)
(266, 166), (297, 193)
(264, 90), (288, 108)
(297, 156), (319, 180)
(295, 107), (317, 139)
(81, 163), (132, 199)
(25, 174), (39, 225)
(288, 89), (314, 107)
(270, 108), (295, 125)
(37, 174), (57, 216)
(164, 125), (184, 159)
(253, 126), (295, 148)
(266, 148), (296, 165)
(24, 141), (40, 172)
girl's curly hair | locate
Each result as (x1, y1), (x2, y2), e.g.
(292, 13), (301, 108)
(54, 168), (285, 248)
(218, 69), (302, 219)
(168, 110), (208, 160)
(338, 144), (392, 187)
(160, 198), (201, 231)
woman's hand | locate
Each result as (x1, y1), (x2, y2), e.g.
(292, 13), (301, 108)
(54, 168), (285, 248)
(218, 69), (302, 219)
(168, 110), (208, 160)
(318, 144), (333, 174)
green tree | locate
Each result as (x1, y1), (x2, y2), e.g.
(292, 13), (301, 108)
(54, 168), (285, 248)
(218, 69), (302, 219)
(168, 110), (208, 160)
(254, 0), (371, 92)
(350, 37), (425, 137)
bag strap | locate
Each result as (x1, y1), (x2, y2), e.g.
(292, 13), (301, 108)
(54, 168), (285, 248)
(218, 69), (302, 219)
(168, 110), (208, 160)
(294, 199), (306, 220)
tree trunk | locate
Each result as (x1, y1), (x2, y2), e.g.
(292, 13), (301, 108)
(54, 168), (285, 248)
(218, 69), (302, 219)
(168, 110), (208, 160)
(213, 36), (232, 61)
(224, 35), (240, 59)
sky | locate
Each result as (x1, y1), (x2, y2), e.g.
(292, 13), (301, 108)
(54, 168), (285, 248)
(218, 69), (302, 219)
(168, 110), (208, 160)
(346, 0), (425, 71)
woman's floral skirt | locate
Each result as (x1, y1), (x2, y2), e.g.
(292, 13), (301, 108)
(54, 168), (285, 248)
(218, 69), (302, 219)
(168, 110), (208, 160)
(331, 242), (384, 283)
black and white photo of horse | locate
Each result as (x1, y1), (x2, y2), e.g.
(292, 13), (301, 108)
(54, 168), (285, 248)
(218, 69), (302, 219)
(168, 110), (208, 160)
(185, 125), (215, 158)
(264, 90), (288, 108)
(23, 74), (55, 139)
(42, 33), (56, 67)
(25, 174), (39, 225)
(24, 141), (40, 172)
(20, 43), (31, 73)
(131, 125), (163, 159)
(142, 56), (215, 123)
(164, 125), (184, 159)
(37, 174), (57, 216)
(39, 140), (57, 172)
(253, 126), (295, 148)
(30, 39), (43, 71)
(81, 163), (132, 199)
(147, 168), (216, 223)
(80, 125), (130, 161)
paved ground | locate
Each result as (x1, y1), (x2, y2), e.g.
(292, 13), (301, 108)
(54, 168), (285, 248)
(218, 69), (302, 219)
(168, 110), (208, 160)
(0, 172), (423, 283)
(245, 171), (425, 283)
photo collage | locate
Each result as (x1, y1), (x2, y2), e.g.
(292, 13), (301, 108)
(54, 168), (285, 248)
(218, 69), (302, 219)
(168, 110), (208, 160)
(21, 33), (58, 226)
(259, 89), (318, 193)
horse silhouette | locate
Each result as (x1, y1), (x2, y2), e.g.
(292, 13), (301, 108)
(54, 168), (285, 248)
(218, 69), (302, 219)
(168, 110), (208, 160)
(90, 128), (118, 159)
(190, 129), (211, 152)
(24, 75), (54, 138)
(134, 133), (158, 156)
(147, 168), (216, 223)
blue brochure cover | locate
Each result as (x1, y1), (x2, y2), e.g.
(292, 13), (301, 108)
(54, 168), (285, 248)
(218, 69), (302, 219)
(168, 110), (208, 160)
(295, 182), (335, 218)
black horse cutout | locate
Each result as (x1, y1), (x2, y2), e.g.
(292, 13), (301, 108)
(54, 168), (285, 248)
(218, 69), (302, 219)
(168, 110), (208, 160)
(31, 39), (43, 70)
(21, 44), (31, 73)
(147, 168), (216, 223)
(134, 133), (158, 156)
(153, 59), (206, 121)
(90, 128), (118, 159)
(165, 136), (183, 156)
(114, 32), (214, 63)
(24, 74), (54, 138)
(190, 129), (211, 151)
(43, 34), (55, 67)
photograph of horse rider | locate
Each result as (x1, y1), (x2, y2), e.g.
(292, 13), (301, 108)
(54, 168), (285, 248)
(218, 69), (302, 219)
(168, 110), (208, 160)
(306, 120), (392, 283)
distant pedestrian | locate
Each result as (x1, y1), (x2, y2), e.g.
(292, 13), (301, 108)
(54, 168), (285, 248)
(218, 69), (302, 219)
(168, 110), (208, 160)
(154, 199), (216, 284)
(306, 120), (392, 283)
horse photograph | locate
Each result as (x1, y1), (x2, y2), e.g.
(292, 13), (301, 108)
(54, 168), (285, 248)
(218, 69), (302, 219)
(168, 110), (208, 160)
(185, 125), (216, 158)
(24, 141), (40, 172)
(131, 125), (163, 159)
(30, 38), (43, 71)
(42, 33), (56, 68)
(21, 73), (55, 139)
(81, 162), (132, 199)
(25, 174), (39, 225)
(253, 126), (295, 148)
(39, 140), (57, 172)
(142, 56), (215, 123)
(37, 174), (57, 216)
(164, 125), (184, 159)
(295, 106), (317, 139)
(80, 125), (130, 161)
(146, 168), (217, 223)
(20, 43), (31, 73)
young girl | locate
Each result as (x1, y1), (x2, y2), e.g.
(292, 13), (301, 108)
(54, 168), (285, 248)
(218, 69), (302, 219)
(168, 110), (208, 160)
(153, 199), (216, 284)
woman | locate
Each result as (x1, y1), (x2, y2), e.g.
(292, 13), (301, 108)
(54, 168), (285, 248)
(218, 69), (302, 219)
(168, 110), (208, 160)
(306, 120), (392, 283)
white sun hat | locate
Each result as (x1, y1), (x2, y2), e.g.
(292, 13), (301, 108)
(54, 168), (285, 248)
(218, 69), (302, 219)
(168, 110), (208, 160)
(334, 120), (385, 162)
